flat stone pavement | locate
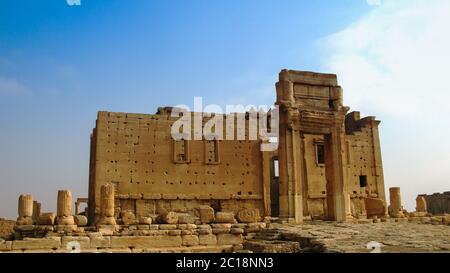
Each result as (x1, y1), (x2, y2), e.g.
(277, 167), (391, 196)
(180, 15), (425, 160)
(267, 221), (450, 253)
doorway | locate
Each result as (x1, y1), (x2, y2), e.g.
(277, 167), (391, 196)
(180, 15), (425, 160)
(270, 157), (280, 217)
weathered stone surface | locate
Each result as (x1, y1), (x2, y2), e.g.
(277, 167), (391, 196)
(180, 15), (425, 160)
(215, 212), (235, 223)
(97, 216), (116, 226)
(139, 217), (152, 225)
(182, 235), (199, 246)
(110, 248), (132, 253)
(32, 201), (41, 222)
(244, 240), (301, 253)
(74, 215), (88, 226)
(159, 224), (178, 230)
(211, 223), (232, 229)
(100, 184), (115, 217)
(90, 236), (111, 248)
(389, 187), (404, 218)
(12, 237), (61, 250)
(121, 211), (137, 225)
(216, 234), (243, 245)
(37, 213), (56, 225)
(416, 196), (427, 212)
(169, 230), (182, 236)
(18, 194), (33, 218)
(138, 225), (150, 230)
(23, 249), (54, 253)
(55, 224), (77, 233)
(56, 216), (75, 226)
(160, 211), (178, 224)
(0, 240), (12, 251)
(198, 206), (215, 224)
(15, 225), (35, 232)
(17, 194), (33, 225)
(57, 190), (72, 217)
(265, 221), (450, 253)
(445, 215), (450, 225)
(97, 225), (118, 236)
(237, 208), (261, 223)
(199, 234), (217, 245)
(61, 236), (90, 250)
(181, 230), (192, 235)
(110, 236), (182, 248)
(231, 228), (244, 234)
(246, 222), (266, 233)
(422, 192), (450, 215)
(177, 214), (198, 224)
(197, 228), (212, 235)
(186, 224), (197, 230)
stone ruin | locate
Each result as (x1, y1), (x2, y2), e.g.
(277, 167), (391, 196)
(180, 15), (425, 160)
(420, 192), (450, 215)
(88, 69), (388, 224)
(1, 69), (448, 253)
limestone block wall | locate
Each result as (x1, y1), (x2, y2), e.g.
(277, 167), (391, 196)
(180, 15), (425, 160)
(89, 110), (265, 223)
(302, 134), (327, 219)
(344, 112), (386, 218)
(0, 222), (266, 253)
(293, 113), (386, 220)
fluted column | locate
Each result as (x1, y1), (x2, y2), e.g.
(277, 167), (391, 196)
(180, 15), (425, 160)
(17, 194), (33, 225)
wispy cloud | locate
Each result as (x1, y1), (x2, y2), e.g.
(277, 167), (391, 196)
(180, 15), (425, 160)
(0, 77), (30, 95)
(319, 0), (450, 210)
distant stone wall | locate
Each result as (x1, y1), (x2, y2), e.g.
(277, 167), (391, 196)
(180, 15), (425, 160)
(421, 192), (450, 215)
(0, 219), (15, 239)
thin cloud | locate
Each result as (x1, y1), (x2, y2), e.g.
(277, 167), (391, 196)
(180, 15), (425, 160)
(0, 77), (30, 95)
(318, 0), (450, 210)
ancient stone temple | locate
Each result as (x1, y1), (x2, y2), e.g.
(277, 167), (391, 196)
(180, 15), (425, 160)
(6, 69), (450, 254)
(88, 69), (388, 224)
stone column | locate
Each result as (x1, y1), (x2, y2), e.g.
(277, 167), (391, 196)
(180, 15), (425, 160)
(75, 201), (80, 215)
(416, 196), (427, 212)
(17, 194), (33, 225)
(56, 190), (75, 225)
(97, 183), (116, 225)
(325, 122), (352, 222)
(32, 201), (41, 222)
(389, 187), (404, 218)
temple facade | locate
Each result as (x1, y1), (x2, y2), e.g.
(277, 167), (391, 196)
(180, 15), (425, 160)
(88, 69), (387, 224)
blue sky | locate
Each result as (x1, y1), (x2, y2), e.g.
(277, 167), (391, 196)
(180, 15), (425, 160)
(1, 0), (449, 218)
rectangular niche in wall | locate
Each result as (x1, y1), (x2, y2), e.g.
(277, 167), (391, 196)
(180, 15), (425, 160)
(315, 142), (325, 165)
(173, 139), (190, 164)
(359, 175), (367, 188)
(205, 140), (220, 164)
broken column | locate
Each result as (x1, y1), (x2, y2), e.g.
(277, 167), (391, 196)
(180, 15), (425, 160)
(17, 194), (33, 225)
(56, 190), (75, 225)
(97, 183), (116, 225)
(416, 196), (427, 213)
(388, 187), (404, 218)
(32, 201), (41, 222)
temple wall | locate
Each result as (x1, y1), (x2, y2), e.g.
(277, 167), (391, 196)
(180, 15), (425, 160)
(89, 110), (265, 223)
